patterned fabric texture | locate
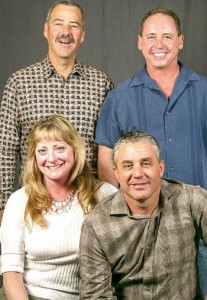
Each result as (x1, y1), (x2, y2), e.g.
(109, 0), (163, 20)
(0, 56), (113, 208)
(80, 179), (207, 299)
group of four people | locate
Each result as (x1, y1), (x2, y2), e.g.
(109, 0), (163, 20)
(0, 0), (207, 299)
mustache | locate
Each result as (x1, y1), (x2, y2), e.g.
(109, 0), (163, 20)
(56, 34), (75, 43)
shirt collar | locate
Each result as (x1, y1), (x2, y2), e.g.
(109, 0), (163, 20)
(42, 56), (85, 80)
(129, 61), (202, 89)
(110, 190), (131, 216)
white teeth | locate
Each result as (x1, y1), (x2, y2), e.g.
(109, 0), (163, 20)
(47, 164), (62, 169)
(153, 53), (165, 57)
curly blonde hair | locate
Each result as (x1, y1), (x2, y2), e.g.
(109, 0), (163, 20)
(23, 115), (99, 228)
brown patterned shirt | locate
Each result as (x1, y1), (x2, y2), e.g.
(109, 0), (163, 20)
(80, 179), (207, 299)
(0, 56), (113, 208)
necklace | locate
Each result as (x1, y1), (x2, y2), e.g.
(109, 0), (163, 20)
(51, 190), (76, 214)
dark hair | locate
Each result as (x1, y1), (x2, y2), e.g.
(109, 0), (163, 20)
(139, 7), (181, 36)
(113, 131), (161, 166)
(46, 0), (85, 29)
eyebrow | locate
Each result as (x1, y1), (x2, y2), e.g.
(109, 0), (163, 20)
(146, 33), (174, 37)
(121, 157), (153, 164)
(142, 157), (152, 161)
(121, 160), (133, 165)
(52, 18), (81, 26)
(51, 18), (63, 23)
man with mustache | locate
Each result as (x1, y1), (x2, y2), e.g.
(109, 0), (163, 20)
(0, 0), (113, 216)
(95, 7), (207, 295)
(80, 131), (207, 300)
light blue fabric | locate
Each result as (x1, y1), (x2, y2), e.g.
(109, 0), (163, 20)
(95, 62), (207, 296)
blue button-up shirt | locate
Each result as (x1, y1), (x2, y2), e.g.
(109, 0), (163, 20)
(96, 62), (207, 188)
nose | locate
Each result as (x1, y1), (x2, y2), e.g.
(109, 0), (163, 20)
(47, 149), (57, 162)
(62, 24), (73, 35)
(133, 164), (143, 178)
(154, 37), (163, 48)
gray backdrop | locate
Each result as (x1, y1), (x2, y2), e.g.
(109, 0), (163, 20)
(1, 0), (207, 101)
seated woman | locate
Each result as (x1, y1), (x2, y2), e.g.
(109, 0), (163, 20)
(0, 115), (117, 300)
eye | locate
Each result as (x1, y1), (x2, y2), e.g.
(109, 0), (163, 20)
(37, 149), (47, 156)
(55, 146), (66, 152)
(163, 34), (173, 40)
(54, 22), (62, 26)
(123, 164), (133, 170)
(141, 161), (151, 167)
(147, 35), (155, 40)
(70, 23), (80, 29)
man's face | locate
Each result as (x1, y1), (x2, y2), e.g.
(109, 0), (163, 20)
(138, 13), (184, 71)
(44, 4), (85, 62)
(114, 141), (164, 208)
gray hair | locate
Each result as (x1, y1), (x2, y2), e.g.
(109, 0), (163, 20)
(139, 7), (181, 37)
(113, 131), (161, 166)
(46, 0), (85, 29)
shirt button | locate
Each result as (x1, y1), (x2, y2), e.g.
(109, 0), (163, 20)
(166, 112), (170, 116)
(146, 267), (150, 271)
(169, 166), (173, 170)
(168, 138), (172, 142)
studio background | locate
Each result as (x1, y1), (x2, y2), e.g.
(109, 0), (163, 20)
(1, 0), (207, 101)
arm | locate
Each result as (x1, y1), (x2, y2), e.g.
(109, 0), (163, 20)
(1, 190), (27, 299)
(79, 220), (116, 299)
(0, 209), (4, 223)
(95, 89), (122, 188)
(0, 75), (20, 209)
(98, 145), (119, 188)
(3, 272), (29, 300)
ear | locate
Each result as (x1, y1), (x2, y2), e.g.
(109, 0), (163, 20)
(138, 35), (142, 51)
(43, 22), (48, 39)
(113, 166), (120, 183)
(178, 34), (184, 50)
(80, 29), (85, 44)
(159, 160), (165, 178)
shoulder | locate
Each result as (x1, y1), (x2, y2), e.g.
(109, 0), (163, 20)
(94, 182), (118, 202)
(161, 178), (207, 201)
(77, 61), (113, 82)
(106, 69), (144, 99)
(84, 190), (118, 226)
(6, 60), (43, 84)
(180, 62), (207, 84)
(5, 187), (27, 211)
(2, 188), (27, 224)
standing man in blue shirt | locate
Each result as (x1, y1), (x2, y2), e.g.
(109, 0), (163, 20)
(95, 7), (207, 296)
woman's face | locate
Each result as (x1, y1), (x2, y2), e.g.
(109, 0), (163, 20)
(35, 139), (75, 186)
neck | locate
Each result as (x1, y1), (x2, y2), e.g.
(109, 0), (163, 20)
(48, 53), (76, 80)
(45, 180), (72, 201)
(146, 63), (180, 98)
(124, 193), (160, 217)
(147, 63), (180, 81)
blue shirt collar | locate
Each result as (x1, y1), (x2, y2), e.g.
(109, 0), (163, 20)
(129, 61), (202, 89)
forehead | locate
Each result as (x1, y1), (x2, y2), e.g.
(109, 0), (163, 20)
(36, 139), (66, 146)
(117, 142), (157, 161)
(50, 4), (83, 22)
(35, 128), (64, 142)
(142, 13), (177, 33)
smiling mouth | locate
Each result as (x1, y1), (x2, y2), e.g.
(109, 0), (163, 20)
(131, 183), (148, 188)
(56, 35), (75, 45)
(59, 40), (72, 45)
(153, 53), (166, 57)
(46, 163), (64, 169)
